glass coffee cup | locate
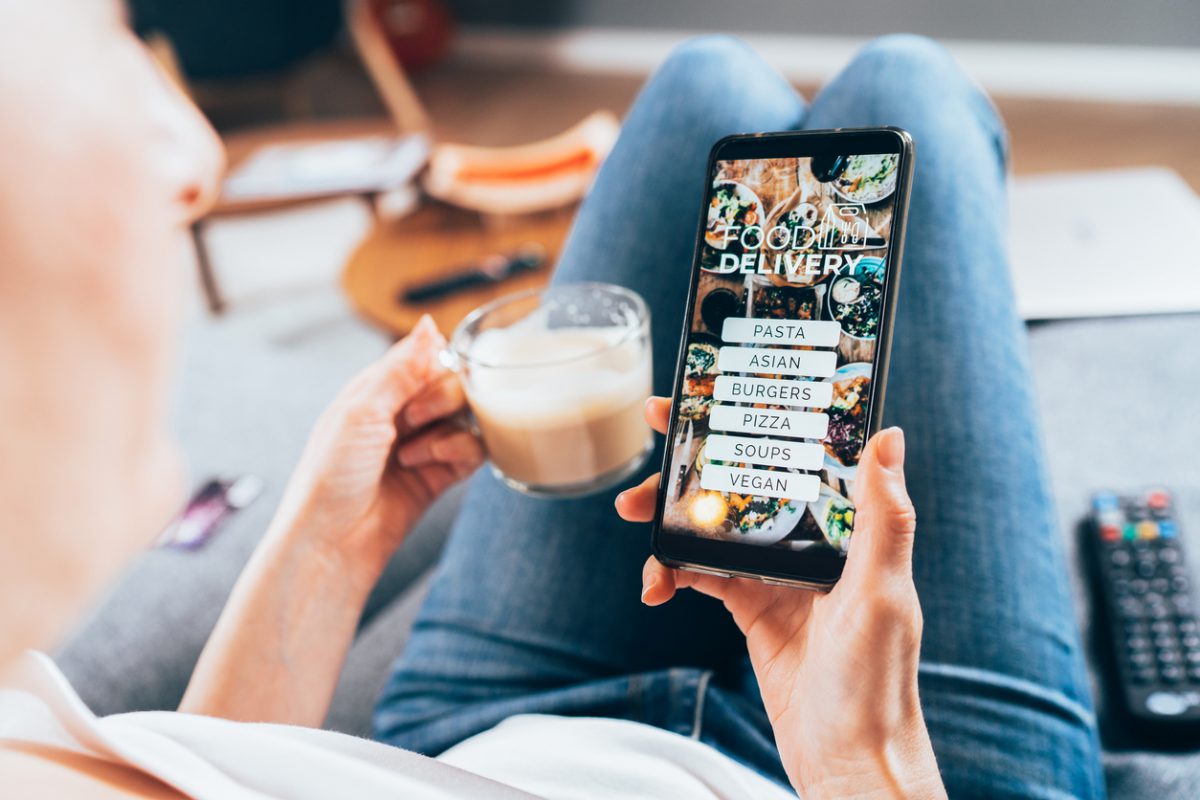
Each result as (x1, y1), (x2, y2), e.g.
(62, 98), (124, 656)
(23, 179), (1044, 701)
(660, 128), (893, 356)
(447, 283), (653, 497)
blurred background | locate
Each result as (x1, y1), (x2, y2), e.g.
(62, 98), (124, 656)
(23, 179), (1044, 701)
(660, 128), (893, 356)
(65, 5), (1200, 794)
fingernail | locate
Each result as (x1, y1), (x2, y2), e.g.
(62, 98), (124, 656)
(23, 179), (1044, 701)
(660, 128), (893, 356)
(878, 427), (905, 472)
(641, 575), (658, 603)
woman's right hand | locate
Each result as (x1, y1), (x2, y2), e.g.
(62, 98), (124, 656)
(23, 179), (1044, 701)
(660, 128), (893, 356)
(616, 398), (946, 799)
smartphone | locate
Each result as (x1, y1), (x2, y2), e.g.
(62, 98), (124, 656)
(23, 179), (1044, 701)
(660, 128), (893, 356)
(652, 127), (915, 590)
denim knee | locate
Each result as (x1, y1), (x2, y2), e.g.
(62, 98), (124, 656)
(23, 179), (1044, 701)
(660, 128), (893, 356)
(839, 34), (1007, 173)
(643, 34), (800, 126)
(656, 35), (760, 85)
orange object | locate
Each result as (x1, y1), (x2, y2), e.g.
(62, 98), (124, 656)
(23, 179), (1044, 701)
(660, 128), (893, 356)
(423, 111), (620, 215)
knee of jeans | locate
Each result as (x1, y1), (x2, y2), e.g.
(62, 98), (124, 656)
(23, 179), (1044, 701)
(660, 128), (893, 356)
(651, 35), (783, 106)
(846, 34), (1007, 165)
(658, 35), (757, 80)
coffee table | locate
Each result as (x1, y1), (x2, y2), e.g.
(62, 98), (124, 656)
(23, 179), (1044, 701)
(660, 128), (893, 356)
(341, 202), (573, 337)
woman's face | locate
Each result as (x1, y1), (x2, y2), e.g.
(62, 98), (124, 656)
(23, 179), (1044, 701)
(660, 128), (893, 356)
(0, 0), (224, 661)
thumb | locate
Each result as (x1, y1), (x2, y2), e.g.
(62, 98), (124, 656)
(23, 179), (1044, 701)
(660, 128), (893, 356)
(848, 427), (917, 577)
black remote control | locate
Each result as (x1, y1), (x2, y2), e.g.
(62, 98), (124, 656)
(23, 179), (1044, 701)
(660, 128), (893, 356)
(1088, 489), (1200, 730)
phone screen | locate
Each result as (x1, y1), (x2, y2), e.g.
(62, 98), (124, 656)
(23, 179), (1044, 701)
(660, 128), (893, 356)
(656, 130), (911, 581)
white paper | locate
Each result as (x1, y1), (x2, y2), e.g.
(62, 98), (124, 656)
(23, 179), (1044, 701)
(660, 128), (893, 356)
(222, 134), (429, 202)
(1009, 167), (1200, 320)
(201, 196), (374, 306)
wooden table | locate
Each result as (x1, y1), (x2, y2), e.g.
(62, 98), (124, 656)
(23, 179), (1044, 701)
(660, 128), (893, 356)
(341, 202), (575, 337)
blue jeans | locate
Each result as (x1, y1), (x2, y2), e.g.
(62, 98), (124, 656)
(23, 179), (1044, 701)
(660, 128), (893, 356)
(374, 35), (1105, 799)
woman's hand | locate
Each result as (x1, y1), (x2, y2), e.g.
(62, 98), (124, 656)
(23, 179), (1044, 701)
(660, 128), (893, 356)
(269, 315), (484, 582)
(183, 317), (483, 726)
(616, 398), (945, 799)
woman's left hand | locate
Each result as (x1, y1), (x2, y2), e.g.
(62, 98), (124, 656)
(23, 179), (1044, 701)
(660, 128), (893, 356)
(269, 315), (484, 581)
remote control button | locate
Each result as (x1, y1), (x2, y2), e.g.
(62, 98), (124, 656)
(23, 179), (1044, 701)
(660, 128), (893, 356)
(1151, 577), (1170, 594)
(1131, 651), (1155, 667)
(1186, 649), (1200, 664)
(1158, 649), (1182, 664)
(1130, 578), (1149, 595)
(1147, 489), (1171, 510)
(1119, 599), (1144, 619)
(1172, 576), (1190, 593)
(1113, 578), (1132, 596)
(1127, 635), (1152, 652)
(1175, 597), (1194, 616)
(1159, 521), (1178, 539)
(1153, 619), (1176, 635)
(1134, 667), (1158, 685)
(1179, 619), (1198, 634)
(1155, 634), (1178, 649)
(1161, 665), (1185, 684)
(1137, 561), (1158, 579)
(1111, 549), (1132, 568)
(1183, 634), (1200, 650)
(1138, 521), (1160, 540)
(1159, 546), (1181, 564)
(1148, 604), (1171, 620)
(1099, 525), (1120, 541)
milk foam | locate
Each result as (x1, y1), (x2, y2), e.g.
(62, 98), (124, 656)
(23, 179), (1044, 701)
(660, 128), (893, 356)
(465, 314), (650, 425)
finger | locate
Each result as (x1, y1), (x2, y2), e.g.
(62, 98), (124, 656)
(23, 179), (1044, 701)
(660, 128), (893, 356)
(847, 427), (916, 578)
(614, 473), (660, 522)
(641, 557), (678, 605)
(402, 372), (467, 431)
(643, 397), (671, 435)
(639, 555), (746, 606)
(397, 422), (484, 469)
(410, 462), (470, 501)
(362, 315), (448, 411)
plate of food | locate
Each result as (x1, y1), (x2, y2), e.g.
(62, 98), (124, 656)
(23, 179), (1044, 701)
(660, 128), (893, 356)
(810, 483), (855, 552)
(822, 362), (871, 477)
(723, 490), (805, 546)
(680, 334), (721, 420)
(750, 281), (818, 321)
(832, 154), (899, 204)
(827, 256), (885, 340)
(690, 451), (806, 546)
(704, 181), (764, 255)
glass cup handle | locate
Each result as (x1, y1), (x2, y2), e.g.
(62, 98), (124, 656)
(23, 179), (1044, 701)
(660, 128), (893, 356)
(438, 347), (461, 373)
(437, 347), (481, 438)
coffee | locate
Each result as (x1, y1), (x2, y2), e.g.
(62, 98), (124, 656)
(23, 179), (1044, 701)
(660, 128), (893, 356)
(464, 315), (653, 491)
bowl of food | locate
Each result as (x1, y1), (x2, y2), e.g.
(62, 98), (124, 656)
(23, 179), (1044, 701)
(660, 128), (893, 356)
(827, 256), (885, 341)
(749, 280), (818, 321)
(704, 181), (765, 253)
(721, 483), (805, 546)
(822, 362), (871, 478)
(680, 333), (721, 421)
(831, 153), (899, 204)
(810, 484), (855, 552)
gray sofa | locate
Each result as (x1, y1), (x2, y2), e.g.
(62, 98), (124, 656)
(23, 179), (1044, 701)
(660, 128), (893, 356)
(55, 309), (1200, 797)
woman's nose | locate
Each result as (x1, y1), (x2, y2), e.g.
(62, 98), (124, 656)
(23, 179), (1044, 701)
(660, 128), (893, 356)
(174, 106), (225, 223)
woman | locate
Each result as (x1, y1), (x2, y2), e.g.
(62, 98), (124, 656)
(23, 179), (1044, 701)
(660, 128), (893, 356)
(0, 3), (1104, 799)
